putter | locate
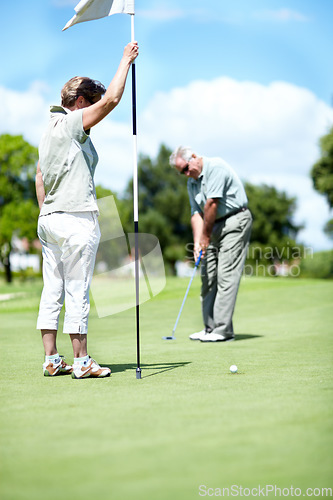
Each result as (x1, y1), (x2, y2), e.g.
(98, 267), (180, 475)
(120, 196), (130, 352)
(163, 250), (203, 340)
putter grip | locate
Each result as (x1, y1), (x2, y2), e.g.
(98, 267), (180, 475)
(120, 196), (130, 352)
(195, 250), (203, 267)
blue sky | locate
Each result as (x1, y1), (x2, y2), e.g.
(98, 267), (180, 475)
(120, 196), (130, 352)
(1, 0), (333, 250)
(2, 1), (332, 109)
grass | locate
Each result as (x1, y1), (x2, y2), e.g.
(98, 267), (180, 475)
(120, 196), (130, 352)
(0, 276), (332, 500)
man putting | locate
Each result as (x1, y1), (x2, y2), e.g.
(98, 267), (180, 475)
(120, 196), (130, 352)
(170, 146), (252, 342)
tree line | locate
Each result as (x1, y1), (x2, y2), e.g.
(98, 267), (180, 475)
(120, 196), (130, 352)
(1, 131), (332, 282)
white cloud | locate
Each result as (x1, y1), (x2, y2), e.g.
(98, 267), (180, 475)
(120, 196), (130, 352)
(139, 78), (332, 171)
(1, 78), (332, 251)
(138, 78), (333, 250)
(0, 82), (51, 146)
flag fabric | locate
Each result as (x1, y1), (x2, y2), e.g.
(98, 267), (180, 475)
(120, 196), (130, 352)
(63, 0), (135, 30)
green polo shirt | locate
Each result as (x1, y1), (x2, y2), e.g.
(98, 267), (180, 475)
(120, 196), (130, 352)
(39, 105), (99, 215)
(187, 157), (248, 218)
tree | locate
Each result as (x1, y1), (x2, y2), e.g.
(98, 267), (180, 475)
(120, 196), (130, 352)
(311, 126), (333, 207)
(324, 219), (333, 240)
(94, 184), (131, 271)
(0, 134), (39, 282)
(123, 144), (191, 271)
(245, 183), (303, 268)
(311, 126), (333, 238)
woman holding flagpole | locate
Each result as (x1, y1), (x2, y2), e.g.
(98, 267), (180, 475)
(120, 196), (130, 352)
(35, 41), (139, 379)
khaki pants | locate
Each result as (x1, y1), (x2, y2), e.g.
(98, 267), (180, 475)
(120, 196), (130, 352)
(201, 210), (252, 336)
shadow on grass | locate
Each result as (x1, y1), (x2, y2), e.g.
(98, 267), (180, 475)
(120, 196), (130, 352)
(101, 361), (191, 379)
(235, 334), (263, 341)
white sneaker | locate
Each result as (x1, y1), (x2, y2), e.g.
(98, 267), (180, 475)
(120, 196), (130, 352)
(43, 356), (73, 377)
(71, 357), (111, 379)
(200, 332), (235, 342)
(189, 329), (207, 341)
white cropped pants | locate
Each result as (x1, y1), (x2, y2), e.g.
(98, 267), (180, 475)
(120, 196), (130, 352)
(36, 211), (100, 334)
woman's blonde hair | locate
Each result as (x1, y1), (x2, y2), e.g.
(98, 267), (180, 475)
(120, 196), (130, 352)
(61, 76), (106, 107)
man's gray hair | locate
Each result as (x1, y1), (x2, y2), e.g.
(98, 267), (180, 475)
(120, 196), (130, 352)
(169, 146), (195, 167)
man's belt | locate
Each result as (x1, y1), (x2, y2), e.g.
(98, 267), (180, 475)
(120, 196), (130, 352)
(215, 206), (248, 224)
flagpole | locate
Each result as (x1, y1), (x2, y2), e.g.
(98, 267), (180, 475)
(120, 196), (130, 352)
(131, 13), (141, 380)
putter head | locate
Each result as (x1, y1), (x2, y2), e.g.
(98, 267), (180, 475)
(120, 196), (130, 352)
(162, 336), (176, 340)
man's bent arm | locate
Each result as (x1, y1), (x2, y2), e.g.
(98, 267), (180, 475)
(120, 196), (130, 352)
(200, 198), (219, 253)
(191, 213), (204, 261)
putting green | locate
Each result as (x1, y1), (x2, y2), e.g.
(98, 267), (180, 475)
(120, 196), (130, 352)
(0, 276), (332, 500)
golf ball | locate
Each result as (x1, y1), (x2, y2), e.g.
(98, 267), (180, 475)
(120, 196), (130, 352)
(230, 365), (238, 373)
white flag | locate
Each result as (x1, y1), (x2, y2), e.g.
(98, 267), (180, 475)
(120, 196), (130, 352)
(63, 0), (135, 31)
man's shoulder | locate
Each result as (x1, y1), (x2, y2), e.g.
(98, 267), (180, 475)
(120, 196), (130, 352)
(203, 157), (232, 178)
(204, 156), (229, 169)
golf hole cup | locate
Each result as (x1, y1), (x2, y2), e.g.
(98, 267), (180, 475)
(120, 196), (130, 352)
(230, 365), (238, 373)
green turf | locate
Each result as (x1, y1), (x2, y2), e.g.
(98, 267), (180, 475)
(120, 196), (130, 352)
(0, 276), (332, 500)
